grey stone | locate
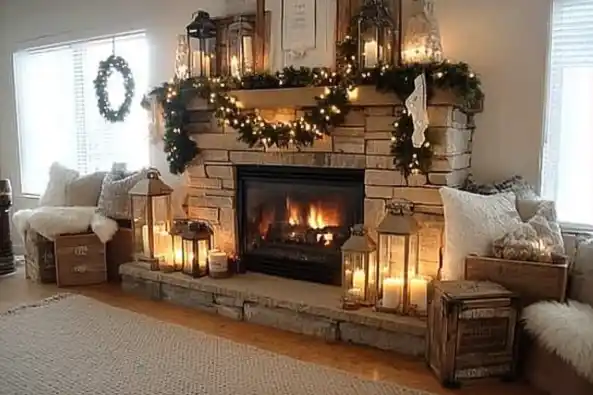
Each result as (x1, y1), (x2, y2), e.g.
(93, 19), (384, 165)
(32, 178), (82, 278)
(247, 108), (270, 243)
(215, 294), (245, 308)
(216, 305), (244, 321)
(243, 303), (338, 341)
(338, 322), (425, 356)
(161, 283), (215, 312)
(122, 276), (161, 301)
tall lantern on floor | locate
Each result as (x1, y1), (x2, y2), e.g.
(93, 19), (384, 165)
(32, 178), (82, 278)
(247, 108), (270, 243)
(375, 200), (428, 316)
(129, 169), (174, 271)
(341, 225), (378, 309)
(227, 14), (255, 78)
(186, 10), (217, 78)
(355, 0), (397, 69)
(181, 221), (213, 278)
(401, 0), (443, 64)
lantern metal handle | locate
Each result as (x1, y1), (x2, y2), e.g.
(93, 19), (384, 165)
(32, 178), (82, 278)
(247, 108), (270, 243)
(350, 224), (368, 236)
(386, 198), (415, 216)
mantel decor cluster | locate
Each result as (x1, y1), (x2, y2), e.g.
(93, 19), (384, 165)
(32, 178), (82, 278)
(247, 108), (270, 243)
(144, 9), (483, 177)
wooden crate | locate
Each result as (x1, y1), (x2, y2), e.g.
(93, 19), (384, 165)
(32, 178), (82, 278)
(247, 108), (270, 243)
(24, 230), (56, 283)
(465, 256), (569, 306)
(106, 227), (133, 282)
(54, 233), (107, 287)
(427, 281), (520, 388)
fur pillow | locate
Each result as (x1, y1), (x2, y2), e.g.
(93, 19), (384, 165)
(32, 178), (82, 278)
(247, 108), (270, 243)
(440, 187), (522, 280)
(65, 172), (107, 207)
(462, 175), (539, 200)
(98, 168), (149, 220)
(39, 163), (80, 207)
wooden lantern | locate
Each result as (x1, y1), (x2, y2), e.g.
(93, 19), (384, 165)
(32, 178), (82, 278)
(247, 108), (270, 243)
(129, 169), (174, 271)
(355, 0), (397, 69)
(181, 221), (213, 278)
(186, 10), (218, 77)
(375, 200), (428, 315)
(341, 224), (377, 309)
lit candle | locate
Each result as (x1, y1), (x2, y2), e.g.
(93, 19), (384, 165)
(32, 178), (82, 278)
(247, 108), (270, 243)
(208, 250), (229, 277)
(410, 277), (428, 312)
(364, 39), (379, 68)
(191, 51), (201, 76)
(230, 55), (241, 78)
(382, 277), (403, 309)
(353, 269), (366, 292)
(141, 225), (150, 256)
(242, 36), (253, 73)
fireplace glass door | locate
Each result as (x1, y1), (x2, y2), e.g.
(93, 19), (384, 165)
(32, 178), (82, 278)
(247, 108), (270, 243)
(237, 165), (364, 285)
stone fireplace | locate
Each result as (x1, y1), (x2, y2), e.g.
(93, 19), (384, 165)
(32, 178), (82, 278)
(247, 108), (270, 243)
(184, 86), (473, 284)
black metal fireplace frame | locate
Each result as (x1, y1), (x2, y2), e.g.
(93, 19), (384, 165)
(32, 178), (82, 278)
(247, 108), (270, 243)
(236, 165), (365, 285)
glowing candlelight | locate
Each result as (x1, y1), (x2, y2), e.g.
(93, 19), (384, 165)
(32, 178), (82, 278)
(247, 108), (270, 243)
(230, 55), (241, 78)
(382, 277), (403, 309)
(364, 39), (379, 68)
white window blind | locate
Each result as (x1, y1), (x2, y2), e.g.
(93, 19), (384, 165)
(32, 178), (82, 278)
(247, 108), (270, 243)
(542, 0), (593, 228)
(13, 32), (150, 196)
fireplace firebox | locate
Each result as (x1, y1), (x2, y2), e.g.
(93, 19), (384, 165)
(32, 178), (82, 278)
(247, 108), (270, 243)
(237, 165), (364, 285)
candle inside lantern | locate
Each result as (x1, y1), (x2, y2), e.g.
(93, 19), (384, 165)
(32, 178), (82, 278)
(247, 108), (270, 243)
(230, 55), (241, 78)
(382, 277), (403, 309)
(242, 36), (253, 73)
(410, 277), (428, 312)
(364, 39), (379, 68)
(352, 269), (366, 293)
(141, 223), (169, 258)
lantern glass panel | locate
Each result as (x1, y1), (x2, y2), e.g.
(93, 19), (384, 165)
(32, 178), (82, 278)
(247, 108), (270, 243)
(172, 235), (183, 270)
(189, 36), (216, 77)
(197, 239), (210, 272)
(358, 24), (393, 69)
(131, 195), (172, 262)
(182, 239), (195, 276)
(227, 17), (254, 77)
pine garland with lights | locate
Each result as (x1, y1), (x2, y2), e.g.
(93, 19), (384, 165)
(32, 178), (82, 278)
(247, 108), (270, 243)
(94, 55), (135, 123)
(391, 111), (433, 179)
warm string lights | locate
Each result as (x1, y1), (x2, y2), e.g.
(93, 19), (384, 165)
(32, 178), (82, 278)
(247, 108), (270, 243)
(94, 55), (135, 123)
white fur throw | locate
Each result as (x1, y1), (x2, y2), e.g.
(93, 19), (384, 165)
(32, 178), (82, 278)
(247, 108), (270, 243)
(12, 207), (118, 243)
(523, 301), (593, 383)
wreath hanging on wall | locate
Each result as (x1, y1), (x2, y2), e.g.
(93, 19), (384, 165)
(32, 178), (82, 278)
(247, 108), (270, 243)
(94, 55), (135, 123)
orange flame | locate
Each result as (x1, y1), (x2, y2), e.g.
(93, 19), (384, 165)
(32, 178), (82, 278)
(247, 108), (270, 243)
(286, 198), (339, 230)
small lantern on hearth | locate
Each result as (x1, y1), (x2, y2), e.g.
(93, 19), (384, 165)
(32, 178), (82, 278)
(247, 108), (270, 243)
(181, 221), (213, 278)
(355, 0), (397, 69)
(375, 200), (428, 316)
(401, 0), (443, 64)
(170, 220), (189, 272)
(227, 14), (255, 78)
(186, 10), (217, 78)
(129, 169), (174, 271)
(341, 225), (377, 309)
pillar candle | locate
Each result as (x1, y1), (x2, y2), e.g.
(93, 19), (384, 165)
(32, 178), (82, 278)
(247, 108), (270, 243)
(382, 277), (403, 309)
(352, 269), (366, 293)
(410, 277), (428, 312)
(364, 40), (379, 68)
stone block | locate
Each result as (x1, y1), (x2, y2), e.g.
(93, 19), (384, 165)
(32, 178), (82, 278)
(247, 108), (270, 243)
(329, 154), (366, 168)
(243, 303), (338, 341)
(365, 169), (404, 186)
(216, 305), (244, 321)
(365, 186), (393, 199)
(121, 276), (161, 300)
(188, 196), (234, 209)
(222, 179), (236, 190)
(338, 322), (425, 356)
(364, 199), (386, 230)
(365, 156), (395, 170)
(333, 136), (365, 154)
(188, 165), (207, 178)
(427, 128), (472, 156)
(193, 133), (249, 151)
(206, 165), (234, 179)
(428, 169), (470, 186)
(190, 188), (234, 198)
(431, 154), (471, 172)
(188, 177), (222, 190)
(418, 225), (443, 276)
(343, 108), (365, 126)
(259, 108), (296, 124)
(299, 135), (333, 152)
(415, 204), (444, 216)
(161, 283), (215, 311)
(366, 116), (398, 132)
(200, 150), (230, 162)
(364, 132), (392, 140)
(187, 207), (220, 224)
(219, 208), (236, 230)
(215, 294), (245, 308)
(392, 187), (442, 206)
(366, 140), (392, 155)
(230, 151), (328, 168)
(332, 127), (365, 137)
(428, 106), (468, 128)
(364, 106), (395, 116)
(405, 174), (429, 187)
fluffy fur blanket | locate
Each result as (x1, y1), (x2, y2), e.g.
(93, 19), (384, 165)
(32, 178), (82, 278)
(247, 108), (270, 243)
(523, 301), (593, 383)
(13, 207), (118, 244)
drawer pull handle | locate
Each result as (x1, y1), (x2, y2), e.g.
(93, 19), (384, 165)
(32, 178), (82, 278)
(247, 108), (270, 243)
(73, 265), (88, 273)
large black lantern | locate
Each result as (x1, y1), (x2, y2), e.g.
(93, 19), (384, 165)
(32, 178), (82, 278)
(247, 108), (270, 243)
(181, 221), (214, 278)
(355, 0), (397, 69)
(186, 10), (217, 78)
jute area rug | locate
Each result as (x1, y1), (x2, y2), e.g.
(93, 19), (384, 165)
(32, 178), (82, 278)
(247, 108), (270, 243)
(0, 294), (434, 395)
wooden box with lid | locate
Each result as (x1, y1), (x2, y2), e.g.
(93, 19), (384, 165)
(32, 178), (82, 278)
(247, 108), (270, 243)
(426, 281), (520, 388)
(54, 233), (107, 287)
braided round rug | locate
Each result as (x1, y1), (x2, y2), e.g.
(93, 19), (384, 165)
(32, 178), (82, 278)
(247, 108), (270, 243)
(0, 294), (434, 395)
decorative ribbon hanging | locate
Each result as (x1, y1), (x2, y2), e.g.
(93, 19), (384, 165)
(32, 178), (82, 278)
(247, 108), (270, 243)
(404, 73), (430, 148)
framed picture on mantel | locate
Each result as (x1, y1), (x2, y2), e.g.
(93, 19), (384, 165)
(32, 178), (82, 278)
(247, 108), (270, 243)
(281, 0), (317, 59)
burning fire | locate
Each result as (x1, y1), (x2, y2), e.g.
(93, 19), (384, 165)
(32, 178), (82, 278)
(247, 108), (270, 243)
(286, 198), (339, 229)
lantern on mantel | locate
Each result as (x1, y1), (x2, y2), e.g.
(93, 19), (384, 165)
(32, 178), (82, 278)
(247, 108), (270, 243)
(227, 14), (255, 78)
(355, 0), (397, 69)
(341, 225), (378, 310)
(186, 10), (217, 78)
(129, 169), (174, 271)
(401, 0), (443, 64)
(181, 221), (213, 278)
(375, 200), (428, 316)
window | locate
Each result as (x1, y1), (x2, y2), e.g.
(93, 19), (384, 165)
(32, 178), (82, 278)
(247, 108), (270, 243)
(13, 32), (150, 196)
(542, 0), (593, 228)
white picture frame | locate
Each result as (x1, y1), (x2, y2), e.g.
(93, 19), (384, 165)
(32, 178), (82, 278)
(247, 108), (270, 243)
(281, 0), (317, 59)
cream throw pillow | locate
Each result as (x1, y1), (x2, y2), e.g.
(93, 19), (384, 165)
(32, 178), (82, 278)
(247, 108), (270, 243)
(65, 172), (107, 207)
(98, 169), (149, 219)
(440, 187), (522, 280)
(39, 163), (80, 207)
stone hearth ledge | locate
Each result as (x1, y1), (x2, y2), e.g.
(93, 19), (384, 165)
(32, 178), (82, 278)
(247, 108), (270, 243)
(120, 262), (426, 356)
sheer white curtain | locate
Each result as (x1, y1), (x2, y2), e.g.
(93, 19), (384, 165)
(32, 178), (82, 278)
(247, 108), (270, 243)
(542, 0), (593, 228)
(13, 33), (150, 196)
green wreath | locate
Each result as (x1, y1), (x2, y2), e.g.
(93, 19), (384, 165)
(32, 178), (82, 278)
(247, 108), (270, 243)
(94, 55), (135, 123)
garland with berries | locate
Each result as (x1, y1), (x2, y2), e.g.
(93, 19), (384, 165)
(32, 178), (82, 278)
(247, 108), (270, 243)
(94, 55), (135, 123)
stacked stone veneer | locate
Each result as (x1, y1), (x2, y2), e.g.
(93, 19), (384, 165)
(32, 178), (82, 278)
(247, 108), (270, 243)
(184, 86), (474, 277)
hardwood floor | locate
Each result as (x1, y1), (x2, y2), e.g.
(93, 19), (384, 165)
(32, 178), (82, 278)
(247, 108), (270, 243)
(0, 267), (543, 395)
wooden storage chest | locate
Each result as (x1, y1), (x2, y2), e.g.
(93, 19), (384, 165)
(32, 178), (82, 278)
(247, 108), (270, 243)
(55, 233), (107, 287)
(24, 229), (56, 283)
(465, 255), (569, 306)
(427, 281), (520, 388)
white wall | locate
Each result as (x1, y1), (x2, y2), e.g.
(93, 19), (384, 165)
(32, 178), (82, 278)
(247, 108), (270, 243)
(0, 0), (552, 207)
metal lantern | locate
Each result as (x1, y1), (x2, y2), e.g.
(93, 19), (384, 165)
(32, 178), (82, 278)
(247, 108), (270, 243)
(401, 0), (443, 64)
(355, 0), (397, 69)
(227, 14), (255, 78)
(375, 200), (427, 316)
(170, 220), (189, 272)
(341, 224), (378, 309)
(129, 169), (174, 271)
(181, 221), (213, 278)
(186, 10), (217, 77)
